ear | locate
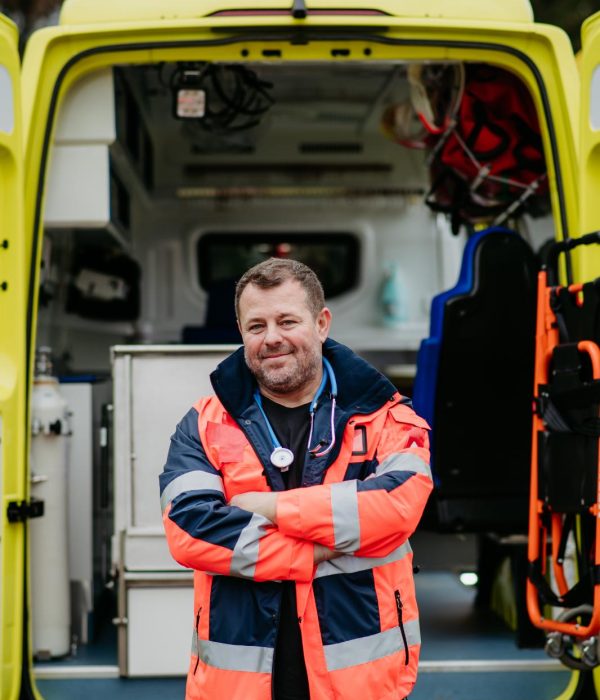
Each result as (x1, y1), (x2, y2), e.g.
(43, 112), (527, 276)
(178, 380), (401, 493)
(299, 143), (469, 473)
(316, 307), (332, 342)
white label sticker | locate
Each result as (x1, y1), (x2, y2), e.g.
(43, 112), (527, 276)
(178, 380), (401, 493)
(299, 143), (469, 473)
(0, 66), (14, 134)
(176, 89), (206, 119)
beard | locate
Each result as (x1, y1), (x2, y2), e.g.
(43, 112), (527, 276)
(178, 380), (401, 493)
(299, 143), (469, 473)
(245, 344), (322, 396)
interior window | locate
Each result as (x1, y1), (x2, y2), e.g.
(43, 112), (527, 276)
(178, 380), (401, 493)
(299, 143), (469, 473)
(196, 232), (360, 299)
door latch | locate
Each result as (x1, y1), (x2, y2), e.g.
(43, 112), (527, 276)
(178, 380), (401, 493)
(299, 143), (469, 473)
(7, 498), (45, 523)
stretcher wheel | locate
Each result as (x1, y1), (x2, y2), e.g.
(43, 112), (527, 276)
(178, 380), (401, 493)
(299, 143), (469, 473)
(545, 606), (600, 670)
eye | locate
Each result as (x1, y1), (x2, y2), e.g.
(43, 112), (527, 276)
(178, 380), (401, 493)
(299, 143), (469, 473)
(280, 319), (297, 327)
(247, 323), (264, 333)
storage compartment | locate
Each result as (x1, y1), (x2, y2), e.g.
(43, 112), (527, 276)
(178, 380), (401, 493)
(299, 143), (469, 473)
(125, 579), (193, 677)
(111, 346), (232, 675)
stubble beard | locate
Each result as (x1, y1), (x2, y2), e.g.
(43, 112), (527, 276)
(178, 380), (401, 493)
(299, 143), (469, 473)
(245, 345), (322, 396)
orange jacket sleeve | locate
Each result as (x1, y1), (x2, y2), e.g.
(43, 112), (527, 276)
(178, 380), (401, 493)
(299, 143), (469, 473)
(276, 404), (433, 558)
(160, 406), (315, 582)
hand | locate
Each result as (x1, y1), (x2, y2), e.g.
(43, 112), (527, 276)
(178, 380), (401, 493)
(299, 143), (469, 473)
(230, 493), (342, 564)
(314, 544), (343, 565)
(230, 492), (278, 523)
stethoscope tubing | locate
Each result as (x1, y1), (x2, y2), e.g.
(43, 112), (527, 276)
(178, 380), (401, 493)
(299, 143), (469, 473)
(253, 357), (338, 469)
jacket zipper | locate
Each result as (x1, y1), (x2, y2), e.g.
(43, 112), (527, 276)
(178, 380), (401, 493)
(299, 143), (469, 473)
(193, 606), (202, 674)
(394, 590), (409, 666)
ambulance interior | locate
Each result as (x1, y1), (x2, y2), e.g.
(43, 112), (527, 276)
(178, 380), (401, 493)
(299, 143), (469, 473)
(33, 59), (559, 681)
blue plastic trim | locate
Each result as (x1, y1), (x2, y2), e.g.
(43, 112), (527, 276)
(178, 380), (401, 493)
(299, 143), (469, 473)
(58, 374), (99, 383)
(429, 226), (515, 338)
(413, 226), (516, 431)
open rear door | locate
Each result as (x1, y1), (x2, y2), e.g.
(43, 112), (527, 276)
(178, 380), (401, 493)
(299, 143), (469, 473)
(578, 11), (600, 280)
(0, 14), (29, 700)
(564, 15), (600, 697)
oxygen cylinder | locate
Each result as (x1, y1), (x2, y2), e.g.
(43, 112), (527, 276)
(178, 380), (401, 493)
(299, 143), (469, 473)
(30, 346), (71, 658)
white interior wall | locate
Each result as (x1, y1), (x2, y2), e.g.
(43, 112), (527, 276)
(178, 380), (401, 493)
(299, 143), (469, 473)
(131, 194), (461, 352)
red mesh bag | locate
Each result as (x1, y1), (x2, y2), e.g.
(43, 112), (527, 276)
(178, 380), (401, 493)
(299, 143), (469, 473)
(424, 64), (548, 232)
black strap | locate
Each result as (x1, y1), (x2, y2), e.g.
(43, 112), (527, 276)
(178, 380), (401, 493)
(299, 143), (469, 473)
(538, 343), (600, 437)
(557, 514), (573, 564)
(539, 390), (600, 437)
(528, 559), (593, 608)
(550, 289), (571, 342)
(538, 389), (571, 433)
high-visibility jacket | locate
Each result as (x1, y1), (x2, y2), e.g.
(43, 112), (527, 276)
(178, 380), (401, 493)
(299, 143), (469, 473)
(160, 339), (433, 700)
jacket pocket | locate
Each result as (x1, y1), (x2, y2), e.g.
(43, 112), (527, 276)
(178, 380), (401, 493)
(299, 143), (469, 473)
(193, 606), (202, 674)
(394, 590), (409, 666)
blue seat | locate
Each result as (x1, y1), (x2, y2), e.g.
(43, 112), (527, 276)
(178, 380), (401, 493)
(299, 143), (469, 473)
(412, 226), (538, 532)
(413, 227), (513, 429)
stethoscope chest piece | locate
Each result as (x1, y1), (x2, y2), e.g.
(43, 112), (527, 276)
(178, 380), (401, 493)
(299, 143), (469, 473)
(270, 447), (294, 471)
(254, 357), (338, 473)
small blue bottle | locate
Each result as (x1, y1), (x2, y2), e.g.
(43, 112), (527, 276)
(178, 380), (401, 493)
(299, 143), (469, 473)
(379, 263), (406, 327)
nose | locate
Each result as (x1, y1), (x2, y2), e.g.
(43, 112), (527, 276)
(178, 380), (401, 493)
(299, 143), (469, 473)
(263, 322), (284, 346)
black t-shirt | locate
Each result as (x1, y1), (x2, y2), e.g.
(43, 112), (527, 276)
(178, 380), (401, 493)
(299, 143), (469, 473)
(261, 396), (311, 489)
(261, 396), (311, 700)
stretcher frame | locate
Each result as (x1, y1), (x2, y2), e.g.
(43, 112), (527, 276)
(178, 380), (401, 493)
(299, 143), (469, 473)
(527, 235), (600, 641)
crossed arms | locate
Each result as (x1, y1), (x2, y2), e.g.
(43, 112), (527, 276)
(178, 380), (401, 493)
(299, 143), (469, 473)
(160, 403), (432, 583)
(229, 491), (339, 565)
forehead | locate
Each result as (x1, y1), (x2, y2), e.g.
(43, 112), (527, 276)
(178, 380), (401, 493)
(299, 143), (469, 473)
(238, 278), (311, 321)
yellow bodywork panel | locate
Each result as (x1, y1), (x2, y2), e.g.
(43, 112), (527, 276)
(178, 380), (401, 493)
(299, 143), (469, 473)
(0, 13), (27, 700)
(575, 10), (600, 281)
(58, 0), (534, 26)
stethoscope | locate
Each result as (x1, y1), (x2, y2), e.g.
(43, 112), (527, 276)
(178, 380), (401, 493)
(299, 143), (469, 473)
(253, 357), (338, 471)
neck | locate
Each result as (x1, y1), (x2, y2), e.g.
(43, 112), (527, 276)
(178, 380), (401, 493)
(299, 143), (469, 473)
(258, 367), (324, 408)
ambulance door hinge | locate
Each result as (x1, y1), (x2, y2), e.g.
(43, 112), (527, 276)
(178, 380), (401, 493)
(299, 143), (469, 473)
(291, 0), (307, 19)
(7, 498), (45, 523)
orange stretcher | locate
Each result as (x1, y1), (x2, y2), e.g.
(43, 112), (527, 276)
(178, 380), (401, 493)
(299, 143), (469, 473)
(527, 233), (600, 670)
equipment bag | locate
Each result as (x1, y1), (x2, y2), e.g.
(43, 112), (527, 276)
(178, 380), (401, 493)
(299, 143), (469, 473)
(410, 64), (549, 233)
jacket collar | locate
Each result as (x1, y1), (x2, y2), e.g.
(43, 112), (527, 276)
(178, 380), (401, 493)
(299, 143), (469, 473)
(210, 337), (397, 419)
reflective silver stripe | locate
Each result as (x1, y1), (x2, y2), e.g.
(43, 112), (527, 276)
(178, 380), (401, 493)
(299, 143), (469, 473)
(376, 452), (432, 481)
(324, 618), (421, 672)
(160, 470), (224, 512)
(331, 480), (360, 553)
(230, 512), (271, 578)
(314, 540), (412, 578)
(404, 617), (421, 647)
(191, 630), (273, 673)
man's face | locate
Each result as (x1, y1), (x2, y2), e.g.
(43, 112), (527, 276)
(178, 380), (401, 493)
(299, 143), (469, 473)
(237, 279), (331, 397)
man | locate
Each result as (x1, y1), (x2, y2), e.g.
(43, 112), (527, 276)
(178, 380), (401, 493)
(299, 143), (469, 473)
(160, 258), (432, 700)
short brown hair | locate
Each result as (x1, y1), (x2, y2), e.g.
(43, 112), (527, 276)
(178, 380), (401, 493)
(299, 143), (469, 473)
(235, 258), (325, 318)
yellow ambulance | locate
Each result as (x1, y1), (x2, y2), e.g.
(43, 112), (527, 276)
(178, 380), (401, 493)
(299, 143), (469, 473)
(2, 1), (600, 698)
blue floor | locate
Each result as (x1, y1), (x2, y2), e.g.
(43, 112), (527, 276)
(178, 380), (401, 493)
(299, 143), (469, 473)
(36, 677), (186, 699)
(411, 672), (570, 700)
(411, 572), (571, 699)
(36, 672), (572, 700)
(417, 571), (551, 662)
(35, 571), (573, 700)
